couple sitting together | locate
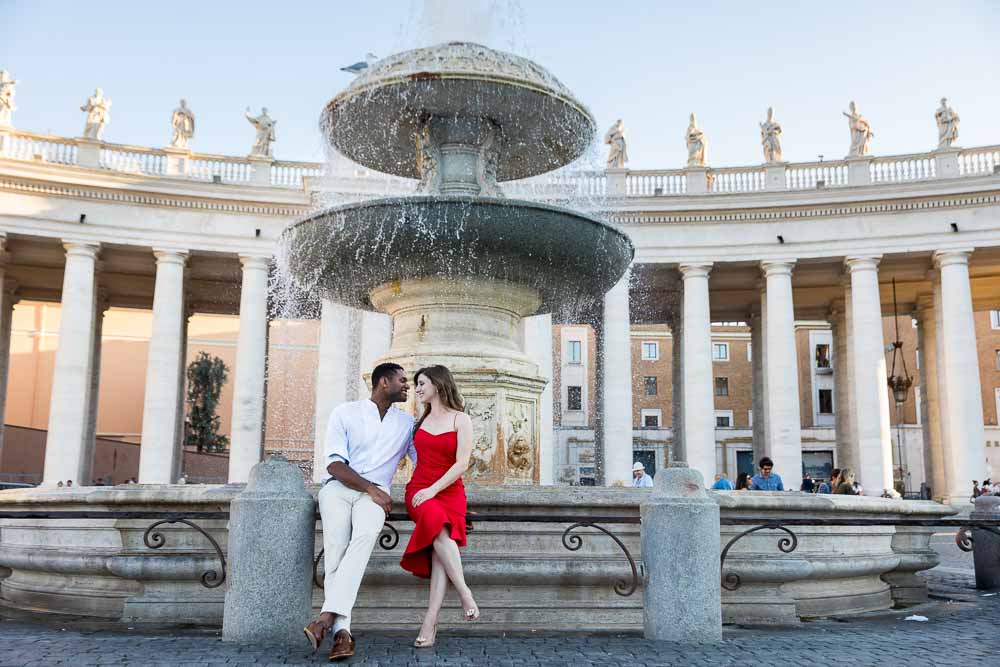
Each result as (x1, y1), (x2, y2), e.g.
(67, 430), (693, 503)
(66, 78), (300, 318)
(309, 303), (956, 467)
(303, 363), (478, 661)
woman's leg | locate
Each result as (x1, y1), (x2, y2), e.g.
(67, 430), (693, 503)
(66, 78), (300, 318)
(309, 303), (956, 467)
(417, 551), (447, 639)
(431, 526), (479, 618)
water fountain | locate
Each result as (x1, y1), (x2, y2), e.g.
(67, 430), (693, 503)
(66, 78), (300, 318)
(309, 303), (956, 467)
(280, 41), (633, 484)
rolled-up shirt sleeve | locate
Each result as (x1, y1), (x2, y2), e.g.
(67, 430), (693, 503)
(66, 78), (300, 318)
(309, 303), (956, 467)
(325, 408), (350, 468)
(406, 431), (417, 466)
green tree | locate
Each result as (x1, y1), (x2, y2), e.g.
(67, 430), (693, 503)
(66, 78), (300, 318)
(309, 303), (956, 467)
(185, 352), (230, 453)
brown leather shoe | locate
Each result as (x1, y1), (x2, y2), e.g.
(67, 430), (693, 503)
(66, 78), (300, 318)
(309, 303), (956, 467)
(328, 629), (355, 661)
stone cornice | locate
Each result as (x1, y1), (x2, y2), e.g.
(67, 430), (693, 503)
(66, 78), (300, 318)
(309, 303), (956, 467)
(612, 183), (1000, 225)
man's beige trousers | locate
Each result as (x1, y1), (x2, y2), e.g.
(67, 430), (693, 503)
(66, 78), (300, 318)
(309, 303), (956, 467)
(318, 480), (387, 634)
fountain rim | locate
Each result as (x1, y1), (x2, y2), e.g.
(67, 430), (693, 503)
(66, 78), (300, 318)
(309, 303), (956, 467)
(285, 194), (634, 251)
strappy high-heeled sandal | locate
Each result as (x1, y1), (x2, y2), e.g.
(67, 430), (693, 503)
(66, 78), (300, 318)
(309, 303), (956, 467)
(413, 624), (438, 648)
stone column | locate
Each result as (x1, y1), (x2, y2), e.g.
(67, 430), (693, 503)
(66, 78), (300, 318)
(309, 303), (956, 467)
(641, 466), (721, 642)
(43, 242), (100, 485)
(229, 255), (270, 484)
(749, 310), (767, 466)
(915, 295), (946, 500)
(138, 250), (189, 484)
(669, 303), (684, 462)
(761, 261), (803, 482)
(679, 263), (715, 480)
(933, 274), (954, 499)
(0, 262), (18, 462)
(223, 456), (316, 645)
(845, 256), (893, 495)
(83, 291), (110, 480)
(934, 250), (986, 505)
(829, 300), (853, 471)
(602, 271), (634, 486)
(312, 301), (362, 482)
(522, 313), (555, 485)
(358, 311), (392, 394)
(173, 308), (191, 482)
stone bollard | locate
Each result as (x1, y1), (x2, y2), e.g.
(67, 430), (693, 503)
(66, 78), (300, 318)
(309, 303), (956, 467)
(223, 456), (316, 644)
(640, 465), (722, 642)
(971, 495), (1000, 590)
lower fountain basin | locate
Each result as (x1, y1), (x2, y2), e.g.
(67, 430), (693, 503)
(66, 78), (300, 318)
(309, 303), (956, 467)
(279, 196), (634, 319)
(0, 486), (953, 628)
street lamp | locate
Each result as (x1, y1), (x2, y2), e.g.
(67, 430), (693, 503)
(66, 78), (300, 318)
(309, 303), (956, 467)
(886, 278), (914, 495)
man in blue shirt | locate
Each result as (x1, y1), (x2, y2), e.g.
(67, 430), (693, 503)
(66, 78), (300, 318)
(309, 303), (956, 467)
(817, 468), (840, 494)
(711, 473), (734, 490)
(750, 457), (784, 491)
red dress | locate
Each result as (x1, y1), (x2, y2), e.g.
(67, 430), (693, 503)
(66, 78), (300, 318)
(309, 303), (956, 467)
(400, 428), (468, 578)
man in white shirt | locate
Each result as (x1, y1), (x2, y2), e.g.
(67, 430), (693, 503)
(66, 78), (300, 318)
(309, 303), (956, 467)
(304, 362), (416, 661)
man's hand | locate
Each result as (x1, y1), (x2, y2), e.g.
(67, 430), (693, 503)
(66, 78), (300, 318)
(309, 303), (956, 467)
(366, 485), (392, 516)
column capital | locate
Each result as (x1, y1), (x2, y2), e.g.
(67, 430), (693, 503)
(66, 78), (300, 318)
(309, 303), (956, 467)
(844, 255), (881, 272)
(2, 278), (20, 306)
(62, 241), (101, 259)
(239, 254), (271, 271)
(828, 297), (846, 319)
(932, 248), (974, 269)
(678, 262), (712, 280)
(914, 293), (935, 313)
(152, 247), (189, 265)
(760, 259), (795, 277)
(95, 287), (112, 314)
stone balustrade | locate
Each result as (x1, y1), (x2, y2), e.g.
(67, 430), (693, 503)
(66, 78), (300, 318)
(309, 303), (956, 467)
(2, 127), (996, 198)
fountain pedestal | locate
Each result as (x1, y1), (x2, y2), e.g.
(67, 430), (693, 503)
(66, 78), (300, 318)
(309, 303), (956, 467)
(371, 278), (546, 484)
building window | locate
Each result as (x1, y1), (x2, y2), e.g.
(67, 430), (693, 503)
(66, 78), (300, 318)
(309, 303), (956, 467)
(641, 341), (659, 360)
(747, 411), (753, 427)
(992, 310), (1000, 329)
(747, 342), (752, 362)
(995, 350), (1000, 371)
(640, 409), (662, 428)
(818, 389), (834, 414)
(915, 349), (920, 370)
(715, 410), (733, 428)
(644, 376), (658, 396)
(714, 377), (729, 396)
(567, 386), (582, 411)
(815, 344), (831, 369)
(567, 340), (582, 364)
(712, 342), (729, 361)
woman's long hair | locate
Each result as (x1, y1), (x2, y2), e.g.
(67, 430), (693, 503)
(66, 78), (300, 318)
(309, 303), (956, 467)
(414, 365), (464, 431)
(735, 472), (751, 490)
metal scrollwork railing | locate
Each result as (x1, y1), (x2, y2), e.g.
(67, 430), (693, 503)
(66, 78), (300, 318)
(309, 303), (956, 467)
(719, 522), (799, 591)
(143, 516), (227, 588)
(561, 522), (639, 597)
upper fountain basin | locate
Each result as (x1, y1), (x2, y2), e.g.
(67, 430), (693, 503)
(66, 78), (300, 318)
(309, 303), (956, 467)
(322, 42), (596, 182)
(279, 196), (633, 318)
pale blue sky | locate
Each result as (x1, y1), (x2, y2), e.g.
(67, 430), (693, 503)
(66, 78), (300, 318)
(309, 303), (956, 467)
(2, 0), (998, 169)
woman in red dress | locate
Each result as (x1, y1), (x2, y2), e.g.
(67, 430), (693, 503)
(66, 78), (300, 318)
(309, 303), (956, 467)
(400, 364), (479, 648)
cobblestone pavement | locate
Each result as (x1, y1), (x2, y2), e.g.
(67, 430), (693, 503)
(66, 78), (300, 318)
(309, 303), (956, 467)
(0, 541), (995, 667)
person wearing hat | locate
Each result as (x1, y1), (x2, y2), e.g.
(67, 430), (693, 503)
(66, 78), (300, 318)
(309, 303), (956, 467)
(631, 462), (654, 488)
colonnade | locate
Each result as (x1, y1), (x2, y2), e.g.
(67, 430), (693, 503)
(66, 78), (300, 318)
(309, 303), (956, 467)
(0, 240), (273, 486)
(605, 252), (986, 502)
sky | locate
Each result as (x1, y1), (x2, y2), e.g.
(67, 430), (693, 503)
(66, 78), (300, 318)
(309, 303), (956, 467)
(2, 0), (999, 170)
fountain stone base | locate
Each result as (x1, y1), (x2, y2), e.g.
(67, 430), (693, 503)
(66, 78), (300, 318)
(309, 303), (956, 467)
(370, 278), (546, 485)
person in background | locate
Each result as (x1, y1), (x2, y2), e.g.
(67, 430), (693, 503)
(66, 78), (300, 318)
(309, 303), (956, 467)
(750, 457), (784, 491)
(818, 469), (841, 494)
(56, 481), (64, 488)
(712, 473), (734, 490)
(835, 469), (858, 495)
(65, 480), (73, 488)
(800, 473), (815, 493)
(631, 462), (654, 488)
(972, 480), (981, 498)
(735, 472), (752, 491)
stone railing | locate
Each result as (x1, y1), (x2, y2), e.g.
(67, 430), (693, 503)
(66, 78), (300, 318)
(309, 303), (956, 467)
(1, 128), (997, 196)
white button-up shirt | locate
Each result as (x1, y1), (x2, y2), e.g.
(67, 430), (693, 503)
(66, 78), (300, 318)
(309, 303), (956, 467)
(322, 399), (416, 489)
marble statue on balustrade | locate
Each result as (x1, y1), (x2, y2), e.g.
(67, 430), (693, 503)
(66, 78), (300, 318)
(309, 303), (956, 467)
(604, 119), (628, 169)
(843, 101), (873, 157)
(935, 97), (960, 149)
(760, 107), (783, 163)
(80, 88), (112, 140)
(245, 107), (276, 158)
(169, 99), (195, 149)
(0, 70), (18, 127)
(686, 113), (706, 167)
